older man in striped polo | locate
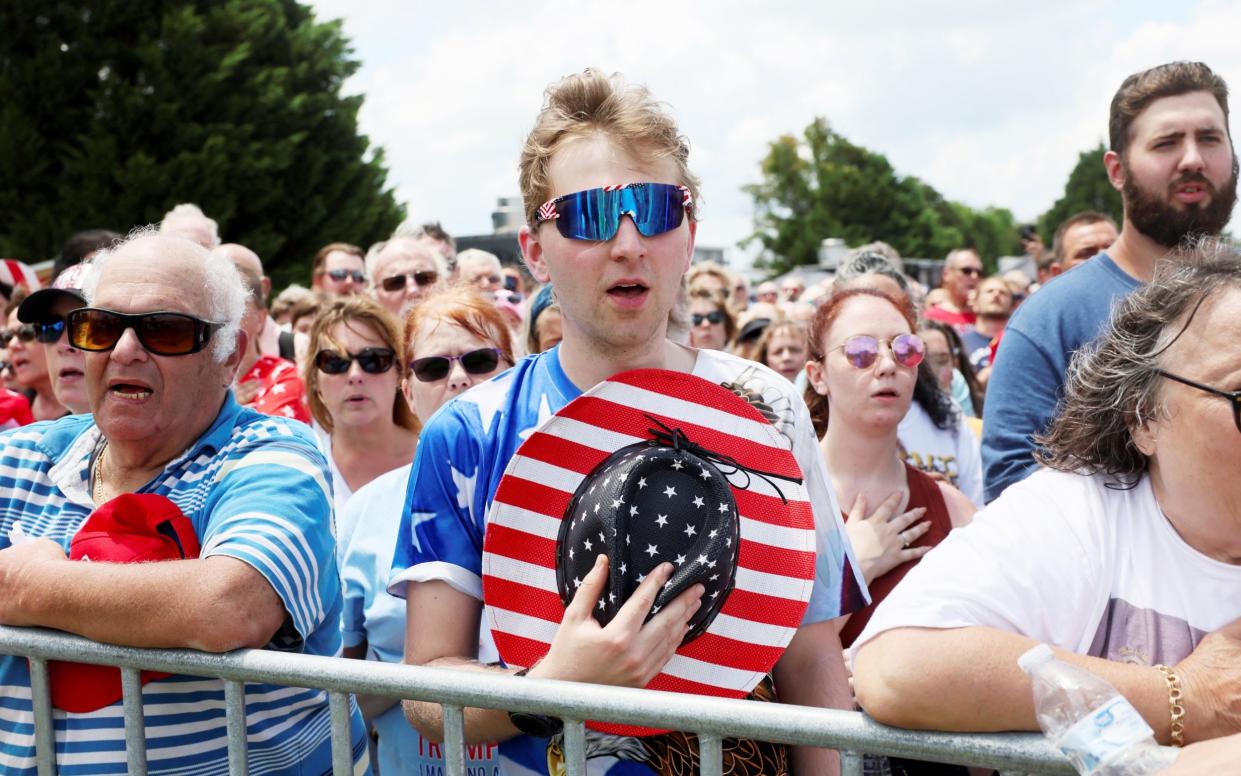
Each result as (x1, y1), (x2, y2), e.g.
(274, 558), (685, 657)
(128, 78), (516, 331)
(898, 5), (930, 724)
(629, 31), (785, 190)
(0, 232), (369, 775)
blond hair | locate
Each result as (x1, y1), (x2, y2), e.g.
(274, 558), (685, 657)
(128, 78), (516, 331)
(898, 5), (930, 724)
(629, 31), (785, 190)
(518, 69), (701, 226)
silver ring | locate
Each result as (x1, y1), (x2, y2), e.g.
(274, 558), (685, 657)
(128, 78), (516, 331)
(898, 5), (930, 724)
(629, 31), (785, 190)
(901, 534), (910, 548)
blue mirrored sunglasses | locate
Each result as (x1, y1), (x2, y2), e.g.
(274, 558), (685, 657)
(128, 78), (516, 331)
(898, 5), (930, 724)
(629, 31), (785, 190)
(534, 182), (693, 241)
(35, 318), (66, 344)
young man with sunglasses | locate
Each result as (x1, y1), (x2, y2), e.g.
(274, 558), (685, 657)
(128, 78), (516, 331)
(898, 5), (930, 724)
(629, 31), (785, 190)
(0, 232), (369, 774)
(391, 69), (865, 776)
(311, 241), (368, 297)
(367, 237), (445, 320)
(923, 248), (984, 334)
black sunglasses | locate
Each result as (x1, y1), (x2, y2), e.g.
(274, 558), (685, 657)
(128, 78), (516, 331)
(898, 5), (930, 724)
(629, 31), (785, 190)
(67, 309), (223, 356)
(956, 267), (983, 278)
(315, 347), (396, 375)
(380, 271), (439, 293)
(326, 268), (366, 284)
(692, 311), (725, 327)
(409, 348), (501, 383)
(1156, 369), (1241, 433)
(35, 317), (67, 344)
(1, 324), (37, 344)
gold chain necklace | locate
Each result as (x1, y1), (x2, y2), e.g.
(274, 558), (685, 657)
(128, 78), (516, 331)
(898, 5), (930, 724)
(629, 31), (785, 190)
(92, 438), (108, 503)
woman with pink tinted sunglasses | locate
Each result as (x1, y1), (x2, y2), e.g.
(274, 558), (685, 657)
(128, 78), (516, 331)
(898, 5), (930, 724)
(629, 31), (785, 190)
(805, 288), (975, 639)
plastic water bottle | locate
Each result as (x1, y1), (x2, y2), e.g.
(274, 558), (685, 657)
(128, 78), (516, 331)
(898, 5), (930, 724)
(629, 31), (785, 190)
(1018, 644), (1176, 775)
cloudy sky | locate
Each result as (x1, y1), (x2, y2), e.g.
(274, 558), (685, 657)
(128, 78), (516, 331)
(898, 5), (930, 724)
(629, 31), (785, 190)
(305, 0), (1241, 270)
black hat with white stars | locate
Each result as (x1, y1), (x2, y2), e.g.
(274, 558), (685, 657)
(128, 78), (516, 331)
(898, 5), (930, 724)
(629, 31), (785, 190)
(556, 435), (740, 643)
(483, 368), (820, 722)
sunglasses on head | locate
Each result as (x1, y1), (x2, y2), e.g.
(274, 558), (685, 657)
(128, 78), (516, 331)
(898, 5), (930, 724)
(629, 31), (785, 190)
(692, 311), (725, 326)
(379, 271), (439, 293)
(831, 333), (925, 370)
(535, 182), (693, 241)
(67, 309), (223, 356)
(326, 268), (366, 284)
(315, 347), (396, 375)
(1, 324), (37, 344)
(409, 348), (501, 383)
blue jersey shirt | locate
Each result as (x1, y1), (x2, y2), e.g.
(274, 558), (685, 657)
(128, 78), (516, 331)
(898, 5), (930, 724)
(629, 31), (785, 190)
(0, 395), (369, 775)
(390, 346), (866, 775)
(981, 253), (1141, 502)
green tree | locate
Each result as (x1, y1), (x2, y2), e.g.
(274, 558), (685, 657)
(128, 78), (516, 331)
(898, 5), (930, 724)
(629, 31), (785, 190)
(743, 118), (1019, 275)
(0, 0), (403, 288)
(1037, 143), (1123, 242)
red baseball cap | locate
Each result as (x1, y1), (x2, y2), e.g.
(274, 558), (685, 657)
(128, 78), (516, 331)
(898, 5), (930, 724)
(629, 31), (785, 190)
(46, 493), (200, 713)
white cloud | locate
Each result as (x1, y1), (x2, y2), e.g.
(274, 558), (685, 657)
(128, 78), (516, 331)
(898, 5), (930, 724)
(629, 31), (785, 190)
(307, 0), (1241, 270)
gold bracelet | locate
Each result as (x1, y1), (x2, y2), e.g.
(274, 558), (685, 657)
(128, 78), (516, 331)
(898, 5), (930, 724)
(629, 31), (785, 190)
(1154, 664), (1185, 747)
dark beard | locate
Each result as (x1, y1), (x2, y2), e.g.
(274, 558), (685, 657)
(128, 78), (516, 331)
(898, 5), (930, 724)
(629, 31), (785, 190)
(1122, 156), (1238, 249)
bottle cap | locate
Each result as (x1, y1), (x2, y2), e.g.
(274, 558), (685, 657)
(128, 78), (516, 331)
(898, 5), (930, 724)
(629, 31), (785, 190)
(1017, 643), (1055, 674)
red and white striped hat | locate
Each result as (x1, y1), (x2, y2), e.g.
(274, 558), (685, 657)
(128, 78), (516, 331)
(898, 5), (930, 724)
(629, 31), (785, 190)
(482, 369), (817, 735)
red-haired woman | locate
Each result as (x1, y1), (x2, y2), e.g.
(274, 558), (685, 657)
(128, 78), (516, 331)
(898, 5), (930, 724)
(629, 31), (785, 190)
(805, 287), (975, 773)
(805, 288), (975, 646)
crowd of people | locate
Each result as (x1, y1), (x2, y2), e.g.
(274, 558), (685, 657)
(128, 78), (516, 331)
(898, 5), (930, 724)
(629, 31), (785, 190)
(0, 58), (1236, 776)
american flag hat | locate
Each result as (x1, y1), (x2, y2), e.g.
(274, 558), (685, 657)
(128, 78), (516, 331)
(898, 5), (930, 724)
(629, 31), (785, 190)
(482, 369), (817, 735)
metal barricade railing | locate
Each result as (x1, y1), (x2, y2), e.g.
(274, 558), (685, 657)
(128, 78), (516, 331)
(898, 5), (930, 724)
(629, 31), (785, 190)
(0, 625), (1081, 776)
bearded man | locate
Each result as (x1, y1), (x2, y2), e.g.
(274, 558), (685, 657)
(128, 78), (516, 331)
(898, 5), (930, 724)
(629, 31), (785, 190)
(981, 60), (1236, 503)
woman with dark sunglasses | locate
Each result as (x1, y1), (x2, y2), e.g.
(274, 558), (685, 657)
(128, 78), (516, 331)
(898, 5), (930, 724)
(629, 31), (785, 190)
(686, 287), (736, 351)
(302, 296), (419, 513)
(401, 284), (516, 424)
(335, 284), (513, 776)
(4, 291), (68, 422)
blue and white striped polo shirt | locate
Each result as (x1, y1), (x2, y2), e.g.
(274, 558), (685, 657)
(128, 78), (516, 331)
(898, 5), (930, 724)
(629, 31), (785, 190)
(0, 395), (370, 775)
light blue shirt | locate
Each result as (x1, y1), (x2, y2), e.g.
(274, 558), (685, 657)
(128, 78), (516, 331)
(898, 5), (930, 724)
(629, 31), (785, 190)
(0, 396), (370, 775)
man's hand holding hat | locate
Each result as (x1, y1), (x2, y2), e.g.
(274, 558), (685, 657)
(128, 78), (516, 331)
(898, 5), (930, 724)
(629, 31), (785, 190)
(530, 556), (704, 687)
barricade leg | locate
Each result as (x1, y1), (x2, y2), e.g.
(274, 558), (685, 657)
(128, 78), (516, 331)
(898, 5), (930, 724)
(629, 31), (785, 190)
(224, 680), (248, 775)
(27, 657), (57, 776)
(840, 749), (864, 776)
(698, 733), (722, 776)
(442, 704), (466, 776)
(329, 691), (353, 776)
(562, 719), (586, 776)
(120, 668), (148, 775)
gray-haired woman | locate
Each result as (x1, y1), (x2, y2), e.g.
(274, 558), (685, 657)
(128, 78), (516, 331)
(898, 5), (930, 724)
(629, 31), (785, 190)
(851, 238), (1241, 750)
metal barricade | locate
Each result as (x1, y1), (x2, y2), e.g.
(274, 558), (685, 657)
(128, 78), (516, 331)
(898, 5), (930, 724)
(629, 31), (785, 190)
(0, 624), (1082, 776)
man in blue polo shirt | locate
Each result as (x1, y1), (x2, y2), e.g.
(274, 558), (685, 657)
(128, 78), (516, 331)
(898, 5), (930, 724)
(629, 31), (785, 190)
(982, 60), (1236, 503)
(0, 232), (369, 775)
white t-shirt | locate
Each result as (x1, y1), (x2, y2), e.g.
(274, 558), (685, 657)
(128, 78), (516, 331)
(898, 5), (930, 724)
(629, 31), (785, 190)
(898, 401), (984, 505)
(312, 421), (353, 514)
(852, 468), (1241, 668)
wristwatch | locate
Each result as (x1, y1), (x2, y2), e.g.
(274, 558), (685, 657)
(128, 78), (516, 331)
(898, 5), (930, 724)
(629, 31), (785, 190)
(506, 668), (564, 738)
